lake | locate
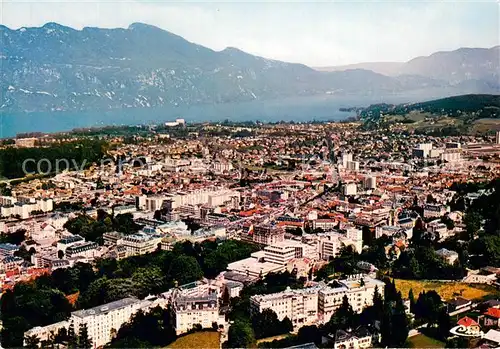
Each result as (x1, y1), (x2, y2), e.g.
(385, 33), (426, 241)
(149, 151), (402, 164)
(0, 92), (449, 137)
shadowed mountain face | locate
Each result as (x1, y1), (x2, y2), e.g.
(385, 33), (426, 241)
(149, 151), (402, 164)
(0, 22), (498, 114)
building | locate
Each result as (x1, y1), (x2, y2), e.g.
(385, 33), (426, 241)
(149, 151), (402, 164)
(117, 232), (162, 257)
(15, 137), (37, 148)
(252, 224), (285, 245)
(436, 248), (459, 265)
(172, 293), (220, 335)
(65, 241), (99, 259)
(264, 241), (317, 265)
(319, 276), (385, 320)
(317, 231), (362, 261)
(103, 231), (125, 247)
(483, 329), (500, 348)
(250, 276), (384, 328)
(71, 297), (153, 347)
(342, 183), (357, 196)
(0, 243), (20, 258)
(450, 316), (483, 338)
(496, 131), (500, 145)
(441, 151), (461, 163)
(250, 286), (321, 328)
(364, 176), (377, 190)
(481, 308), (500, 328)
(346, 161), (360, 172)
(423, 204), (447, 219)
(322, 327), (380, 349)
(446, 142), (461, 149)
(341, 153), (353, 168)
(169, 281), (225, 335)
(24, 297), (155, 348)
(57, 235), (85, 253)
(23, 321), (69, 345)
(227, 252), (286, 279)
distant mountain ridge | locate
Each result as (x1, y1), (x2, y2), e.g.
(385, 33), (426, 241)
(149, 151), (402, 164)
(316, 46), (500, 87)
(0, 22), (498, 114)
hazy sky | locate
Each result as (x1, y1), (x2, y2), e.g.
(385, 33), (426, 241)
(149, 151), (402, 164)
(0, 0), (498, 66)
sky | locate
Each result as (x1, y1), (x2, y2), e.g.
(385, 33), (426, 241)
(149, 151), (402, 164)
(0, 0), (498, 66)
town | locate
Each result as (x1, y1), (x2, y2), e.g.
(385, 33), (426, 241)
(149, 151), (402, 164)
(0, 120), (500, 349)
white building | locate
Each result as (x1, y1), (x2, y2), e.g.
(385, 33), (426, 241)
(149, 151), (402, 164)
(441, 151), (461, 163)
(169, 281), (225, 335)
(65, 241), (99, 259)
(117, 232), (162, 257)
(24, 297), (157, 348)
(341, 153), (353, 168)
(319, 276), (385, 320)
(346, 161), (360, 172)
(250, 276), (384, 329)
(264, 240), (318, 265)
(250, 286), (321, 328)
(342, 183), (357, 196)
(317, 229), (363, 261)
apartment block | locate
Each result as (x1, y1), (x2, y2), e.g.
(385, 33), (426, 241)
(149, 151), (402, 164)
(250, 286), (321, 328)
(250, 276), (384, 328)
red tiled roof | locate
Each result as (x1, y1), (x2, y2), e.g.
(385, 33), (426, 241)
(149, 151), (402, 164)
(458, 316), (479, 327)
(485, 308), (500, 319)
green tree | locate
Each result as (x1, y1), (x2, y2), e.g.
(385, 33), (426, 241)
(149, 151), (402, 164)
(464, 210), (482, 239)
(67, 322), (78, 349)
(166, 255), (203, 285)
(409, 288), (416, 313)
(227, 320), (255, 348)
(24, 334), (40, 349)
(78, 323), (92, 349)
(437, 308), (451, 340)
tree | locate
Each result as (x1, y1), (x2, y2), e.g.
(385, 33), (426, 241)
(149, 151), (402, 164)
(437, 308), (451, 340)
(297, 325), (320, 345)
(251, 309), (291, 339)
(166, 255), (203, 285)
(227, 320), (255, 348)
(414, 291), (443, 326)
(78, 323), (92, 349)
(24, 334), (40, 349)
(281, 317), (293, 333)
(464, 210), (482, 239)
(67, 322), (78, 349)
(409, 288), (416, 314)
(326, 295), (356, 331)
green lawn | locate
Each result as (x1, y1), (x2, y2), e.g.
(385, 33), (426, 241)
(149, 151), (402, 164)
(256, 334), (290, 344)
(167, 331), (220, 349)
(408, 334), (445, 348)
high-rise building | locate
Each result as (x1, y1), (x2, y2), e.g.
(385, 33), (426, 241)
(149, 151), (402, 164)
(496, 131), (500, 145)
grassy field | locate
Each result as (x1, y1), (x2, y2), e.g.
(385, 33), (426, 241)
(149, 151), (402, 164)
(256, 334), (290, 344)
(407, 334), (445, 348)
(167, 331), (220, 349)
(472, 118), (500, 134)
(394, 279), (499, 301)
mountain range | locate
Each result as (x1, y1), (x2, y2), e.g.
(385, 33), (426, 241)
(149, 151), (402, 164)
(0, 22), (499, 114)
(316, 46), (499, 85)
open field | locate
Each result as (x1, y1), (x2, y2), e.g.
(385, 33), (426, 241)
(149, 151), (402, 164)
(394, 279), (500, 301)
(256, 334), (290, 344)
(407, 334), (444, 348)
(472, 118), (500, 134)
(167, 331), (220, 349)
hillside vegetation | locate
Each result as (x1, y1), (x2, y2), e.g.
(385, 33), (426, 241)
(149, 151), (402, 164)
(360, 94), (500, 133)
